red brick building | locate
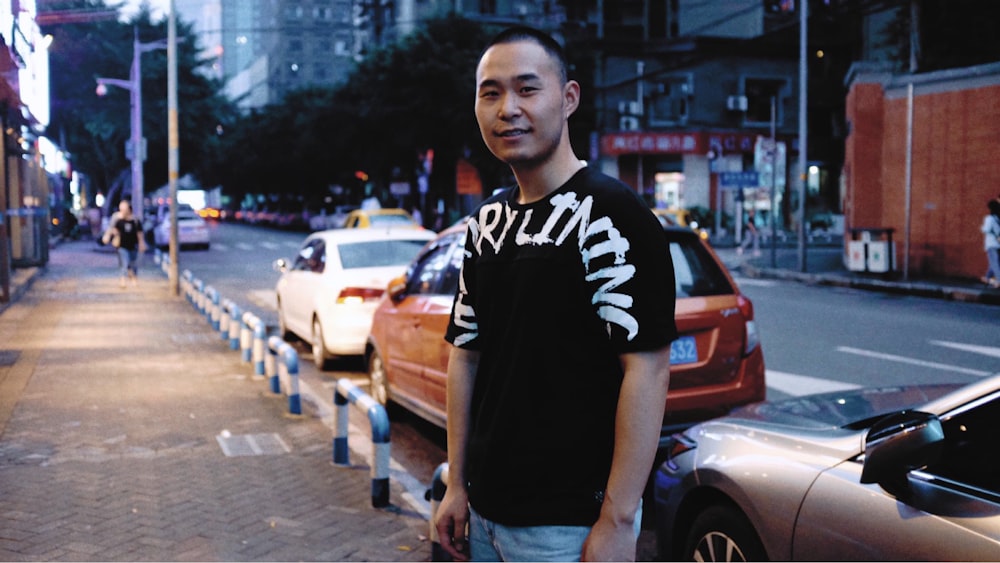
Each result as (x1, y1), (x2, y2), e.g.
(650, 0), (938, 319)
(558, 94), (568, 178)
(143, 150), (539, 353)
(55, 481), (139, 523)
(843, 62), (1000, 280)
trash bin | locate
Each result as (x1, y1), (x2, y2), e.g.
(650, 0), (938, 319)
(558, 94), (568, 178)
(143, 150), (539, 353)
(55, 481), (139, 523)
(7, 207), (50, 268)
(847, 227), (895, 275)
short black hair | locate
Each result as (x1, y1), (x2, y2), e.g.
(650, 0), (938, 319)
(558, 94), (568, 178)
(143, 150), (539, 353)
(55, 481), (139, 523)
(479, 25), (568, 84)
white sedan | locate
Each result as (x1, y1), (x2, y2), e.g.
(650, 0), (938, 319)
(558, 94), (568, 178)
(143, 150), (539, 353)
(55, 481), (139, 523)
(274, 228), (436, 369)
(154, 205), (211, 250)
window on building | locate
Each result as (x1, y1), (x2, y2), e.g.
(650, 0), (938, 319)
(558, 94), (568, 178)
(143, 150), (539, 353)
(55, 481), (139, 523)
(648, 74), (693, 126)
(289, 39), (303, 52)
(743, 77), (787, 125)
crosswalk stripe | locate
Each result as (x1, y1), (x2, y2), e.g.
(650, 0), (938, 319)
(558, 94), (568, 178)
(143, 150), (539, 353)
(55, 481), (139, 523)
(236, 242), (254, 251)
(836, 346), (993, 377)
(260, 242), (280, 250)
(766, 369), (860, 397)
(930, 340), (1000, 360)
(212, 243), (228, 251)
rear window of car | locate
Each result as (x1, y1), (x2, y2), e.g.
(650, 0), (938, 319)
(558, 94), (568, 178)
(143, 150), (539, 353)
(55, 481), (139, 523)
(668, 236), (734, 298)
(369, 214), (415, 227)
(337, 239), (430, 269)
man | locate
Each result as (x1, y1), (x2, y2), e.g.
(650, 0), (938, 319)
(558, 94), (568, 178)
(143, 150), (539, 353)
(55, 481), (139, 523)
(435, 26), (677, 561)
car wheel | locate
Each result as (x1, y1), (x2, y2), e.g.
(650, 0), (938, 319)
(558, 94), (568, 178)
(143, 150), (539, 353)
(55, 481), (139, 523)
(368, 350), (389, 405)
(684, 505), (767, 562)
(311, 317), (331, 370)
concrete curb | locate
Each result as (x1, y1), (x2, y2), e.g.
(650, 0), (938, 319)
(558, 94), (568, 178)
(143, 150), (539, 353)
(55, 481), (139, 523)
(742, 262), (1000, 306)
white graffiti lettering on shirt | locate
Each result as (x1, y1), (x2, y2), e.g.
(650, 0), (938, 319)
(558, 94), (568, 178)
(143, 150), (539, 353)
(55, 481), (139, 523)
(469, 192), (640, 340)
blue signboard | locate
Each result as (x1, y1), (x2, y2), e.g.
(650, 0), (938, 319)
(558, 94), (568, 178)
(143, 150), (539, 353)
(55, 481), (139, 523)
(719, 171), (760, 188)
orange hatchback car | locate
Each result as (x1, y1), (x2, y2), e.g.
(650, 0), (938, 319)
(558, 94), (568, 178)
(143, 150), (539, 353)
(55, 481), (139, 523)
(365, 219), (766, 435)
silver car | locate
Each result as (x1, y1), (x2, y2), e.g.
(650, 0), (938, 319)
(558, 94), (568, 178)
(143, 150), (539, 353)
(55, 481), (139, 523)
(654, 374), (1000, 561)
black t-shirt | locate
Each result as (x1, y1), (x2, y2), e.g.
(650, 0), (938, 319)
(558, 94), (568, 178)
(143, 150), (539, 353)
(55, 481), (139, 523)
(445, 166), (677, 527)
(114, 218), (143, 251)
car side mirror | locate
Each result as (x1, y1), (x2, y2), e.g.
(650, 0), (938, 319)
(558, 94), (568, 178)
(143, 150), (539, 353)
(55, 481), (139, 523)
(860, 410), (944, 497)
(387, 274), (408, 303)
(273, 258), (289, 273)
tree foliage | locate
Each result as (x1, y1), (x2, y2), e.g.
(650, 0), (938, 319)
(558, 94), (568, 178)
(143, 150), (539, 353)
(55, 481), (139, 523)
(45, 0), (240, 202)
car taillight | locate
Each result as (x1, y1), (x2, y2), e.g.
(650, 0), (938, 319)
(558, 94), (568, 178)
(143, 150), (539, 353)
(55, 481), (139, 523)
(336, 287), (384, 304)
(737, 294), (760, 355)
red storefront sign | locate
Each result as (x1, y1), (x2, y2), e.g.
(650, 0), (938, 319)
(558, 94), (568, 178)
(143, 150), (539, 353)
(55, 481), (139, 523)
(600, 131), (759, 156)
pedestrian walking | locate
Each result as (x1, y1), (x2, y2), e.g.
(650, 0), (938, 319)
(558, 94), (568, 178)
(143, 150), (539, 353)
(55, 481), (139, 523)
(981, 199), (1000, 288)
(104, 200), (146, 288)
(434, 26), (677, 562)
(737, 208), (760, 257)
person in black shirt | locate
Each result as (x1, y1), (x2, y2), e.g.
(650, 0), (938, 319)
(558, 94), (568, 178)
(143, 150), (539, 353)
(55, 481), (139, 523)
(107, 200), (146, 288)
(434, 26), (677, 562)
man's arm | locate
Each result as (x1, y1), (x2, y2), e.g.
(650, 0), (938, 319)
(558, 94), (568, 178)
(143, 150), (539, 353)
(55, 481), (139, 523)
(582, 345), (671, 562)
(433, 345), (480, 562)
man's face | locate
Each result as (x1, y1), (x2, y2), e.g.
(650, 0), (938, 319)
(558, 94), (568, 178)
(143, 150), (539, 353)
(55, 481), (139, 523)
(474, 40), (575, 169)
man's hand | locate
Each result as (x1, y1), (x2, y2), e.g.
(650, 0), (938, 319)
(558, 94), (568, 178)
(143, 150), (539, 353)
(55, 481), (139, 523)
(433, 486), (471, 561)
(581, 514), (638, 561)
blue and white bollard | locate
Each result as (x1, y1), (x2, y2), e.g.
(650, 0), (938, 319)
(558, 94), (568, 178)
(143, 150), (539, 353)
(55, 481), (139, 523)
(241, 312), (266, 376)
(266, 336), (301, 416)
(224, 300), (241, 350)
(333, 377), (391, 508)
(205, 286), (220, 331)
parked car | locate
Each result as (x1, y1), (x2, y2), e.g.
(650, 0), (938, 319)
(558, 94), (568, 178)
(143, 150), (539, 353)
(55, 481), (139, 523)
(153, 204), (210, 250)
(275, 228), (437, 369)
(654, 375), (1000, 561)
(343, 208), (421, 229)
(654, 374), (1000, 561)
(308, 204), (357, 231)
(365, 220), (765, 429)
(653, 208), (710, 241)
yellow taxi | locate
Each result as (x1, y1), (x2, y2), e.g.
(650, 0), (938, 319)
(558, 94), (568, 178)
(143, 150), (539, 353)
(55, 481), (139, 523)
(343, 208), (421, 229)
(652, 208), (710, 241)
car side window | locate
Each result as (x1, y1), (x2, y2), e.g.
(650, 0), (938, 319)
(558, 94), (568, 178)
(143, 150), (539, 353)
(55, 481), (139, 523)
(668, 239), (733, 298)
(293, 240), (325, 273)
(405, 234), (460, 296)
(924, 394), (1000, 494)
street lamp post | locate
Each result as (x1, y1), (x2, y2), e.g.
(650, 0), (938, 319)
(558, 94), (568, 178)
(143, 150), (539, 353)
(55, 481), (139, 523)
(95, 27), (168, 221)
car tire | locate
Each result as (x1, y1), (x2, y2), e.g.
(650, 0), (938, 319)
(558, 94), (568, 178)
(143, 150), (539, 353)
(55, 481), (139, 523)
(311, 317), (331, 370)
(683, 504), (767, 562)
(368, 350), (389, 405)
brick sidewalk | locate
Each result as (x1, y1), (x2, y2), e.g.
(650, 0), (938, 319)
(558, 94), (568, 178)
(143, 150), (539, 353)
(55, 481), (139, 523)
(0, 241), (431, 561)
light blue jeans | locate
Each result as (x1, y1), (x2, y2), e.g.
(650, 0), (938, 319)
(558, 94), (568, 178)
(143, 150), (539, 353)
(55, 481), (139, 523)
(468, 503), (642, 562)
(118, 247), (139, 277)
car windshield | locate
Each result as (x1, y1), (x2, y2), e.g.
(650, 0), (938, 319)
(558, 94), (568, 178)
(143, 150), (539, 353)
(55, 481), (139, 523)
(668, 237), (733, 297)
(337, 239), (429, 269)
(369, 214), (414, 226)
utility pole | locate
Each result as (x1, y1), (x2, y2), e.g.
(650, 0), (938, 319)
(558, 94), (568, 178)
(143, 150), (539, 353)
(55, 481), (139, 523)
(797, 0), (808, 272)
(168, 0), (180, 296)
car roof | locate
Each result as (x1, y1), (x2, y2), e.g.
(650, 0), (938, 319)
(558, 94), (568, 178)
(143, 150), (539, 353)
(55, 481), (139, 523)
(307, 227), (435, 245)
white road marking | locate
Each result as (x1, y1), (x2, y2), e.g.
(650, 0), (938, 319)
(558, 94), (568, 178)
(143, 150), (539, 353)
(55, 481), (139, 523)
(836, 346), (993, 377)
(733, 278), (778, 287)
(285, 241), (302, 248)
(930, 340), (1000, 360)
(260, 242), (280, 250)
(235, 242), (254, 251)
(211, 242), (229, 251)
(766, 369), (861, 397)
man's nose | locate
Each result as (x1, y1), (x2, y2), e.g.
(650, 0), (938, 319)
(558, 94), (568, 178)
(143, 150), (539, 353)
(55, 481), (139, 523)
(498, 93), (521, 118)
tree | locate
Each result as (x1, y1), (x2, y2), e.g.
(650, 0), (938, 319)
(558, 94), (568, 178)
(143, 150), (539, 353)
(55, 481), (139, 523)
(45, 0), (239, 205)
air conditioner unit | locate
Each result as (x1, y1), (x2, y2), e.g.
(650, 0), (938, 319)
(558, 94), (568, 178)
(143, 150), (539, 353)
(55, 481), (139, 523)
(618, 100), (642, 116)
(727, 95), (748, 112)
(619, 116), (640, 131)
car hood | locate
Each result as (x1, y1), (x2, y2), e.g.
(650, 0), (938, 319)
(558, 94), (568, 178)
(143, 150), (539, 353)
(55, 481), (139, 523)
(726, 383), (964, 430)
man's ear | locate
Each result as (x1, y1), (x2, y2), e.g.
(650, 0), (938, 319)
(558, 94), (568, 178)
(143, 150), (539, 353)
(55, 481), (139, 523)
(564, 80), (581, 119)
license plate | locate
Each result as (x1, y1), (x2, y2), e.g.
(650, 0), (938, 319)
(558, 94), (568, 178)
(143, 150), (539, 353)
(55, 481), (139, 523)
(670, 336), (698, 365)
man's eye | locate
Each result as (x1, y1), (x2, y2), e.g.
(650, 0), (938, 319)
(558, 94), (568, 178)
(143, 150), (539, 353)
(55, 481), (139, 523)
(479, 90), (499, 98)
(520, 86), (539, 94)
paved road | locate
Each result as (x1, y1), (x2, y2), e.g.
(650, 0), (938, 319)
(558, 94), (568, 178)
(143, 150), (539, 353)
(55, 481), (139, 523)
(0, 239), (433, 561)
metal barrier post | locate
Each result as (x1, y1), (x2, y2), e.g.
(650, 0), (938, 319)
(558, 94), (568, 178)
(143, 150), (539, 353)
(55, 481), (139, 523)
(333, 377), (391, 508)
(205, 286), (220, 331)
(429, 462), (453, 562)
(266, 336), (301, 415)
(193, 278), (205, 314)
(224, 301), (241, 350)
(182, 270), (194, 303)
(242, 312), (266, 376)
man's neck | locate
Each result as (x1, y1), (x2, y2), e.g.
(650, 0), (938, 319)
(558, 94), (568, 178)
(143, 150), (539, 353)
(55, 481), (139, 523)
(512, 153), (586, 204)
